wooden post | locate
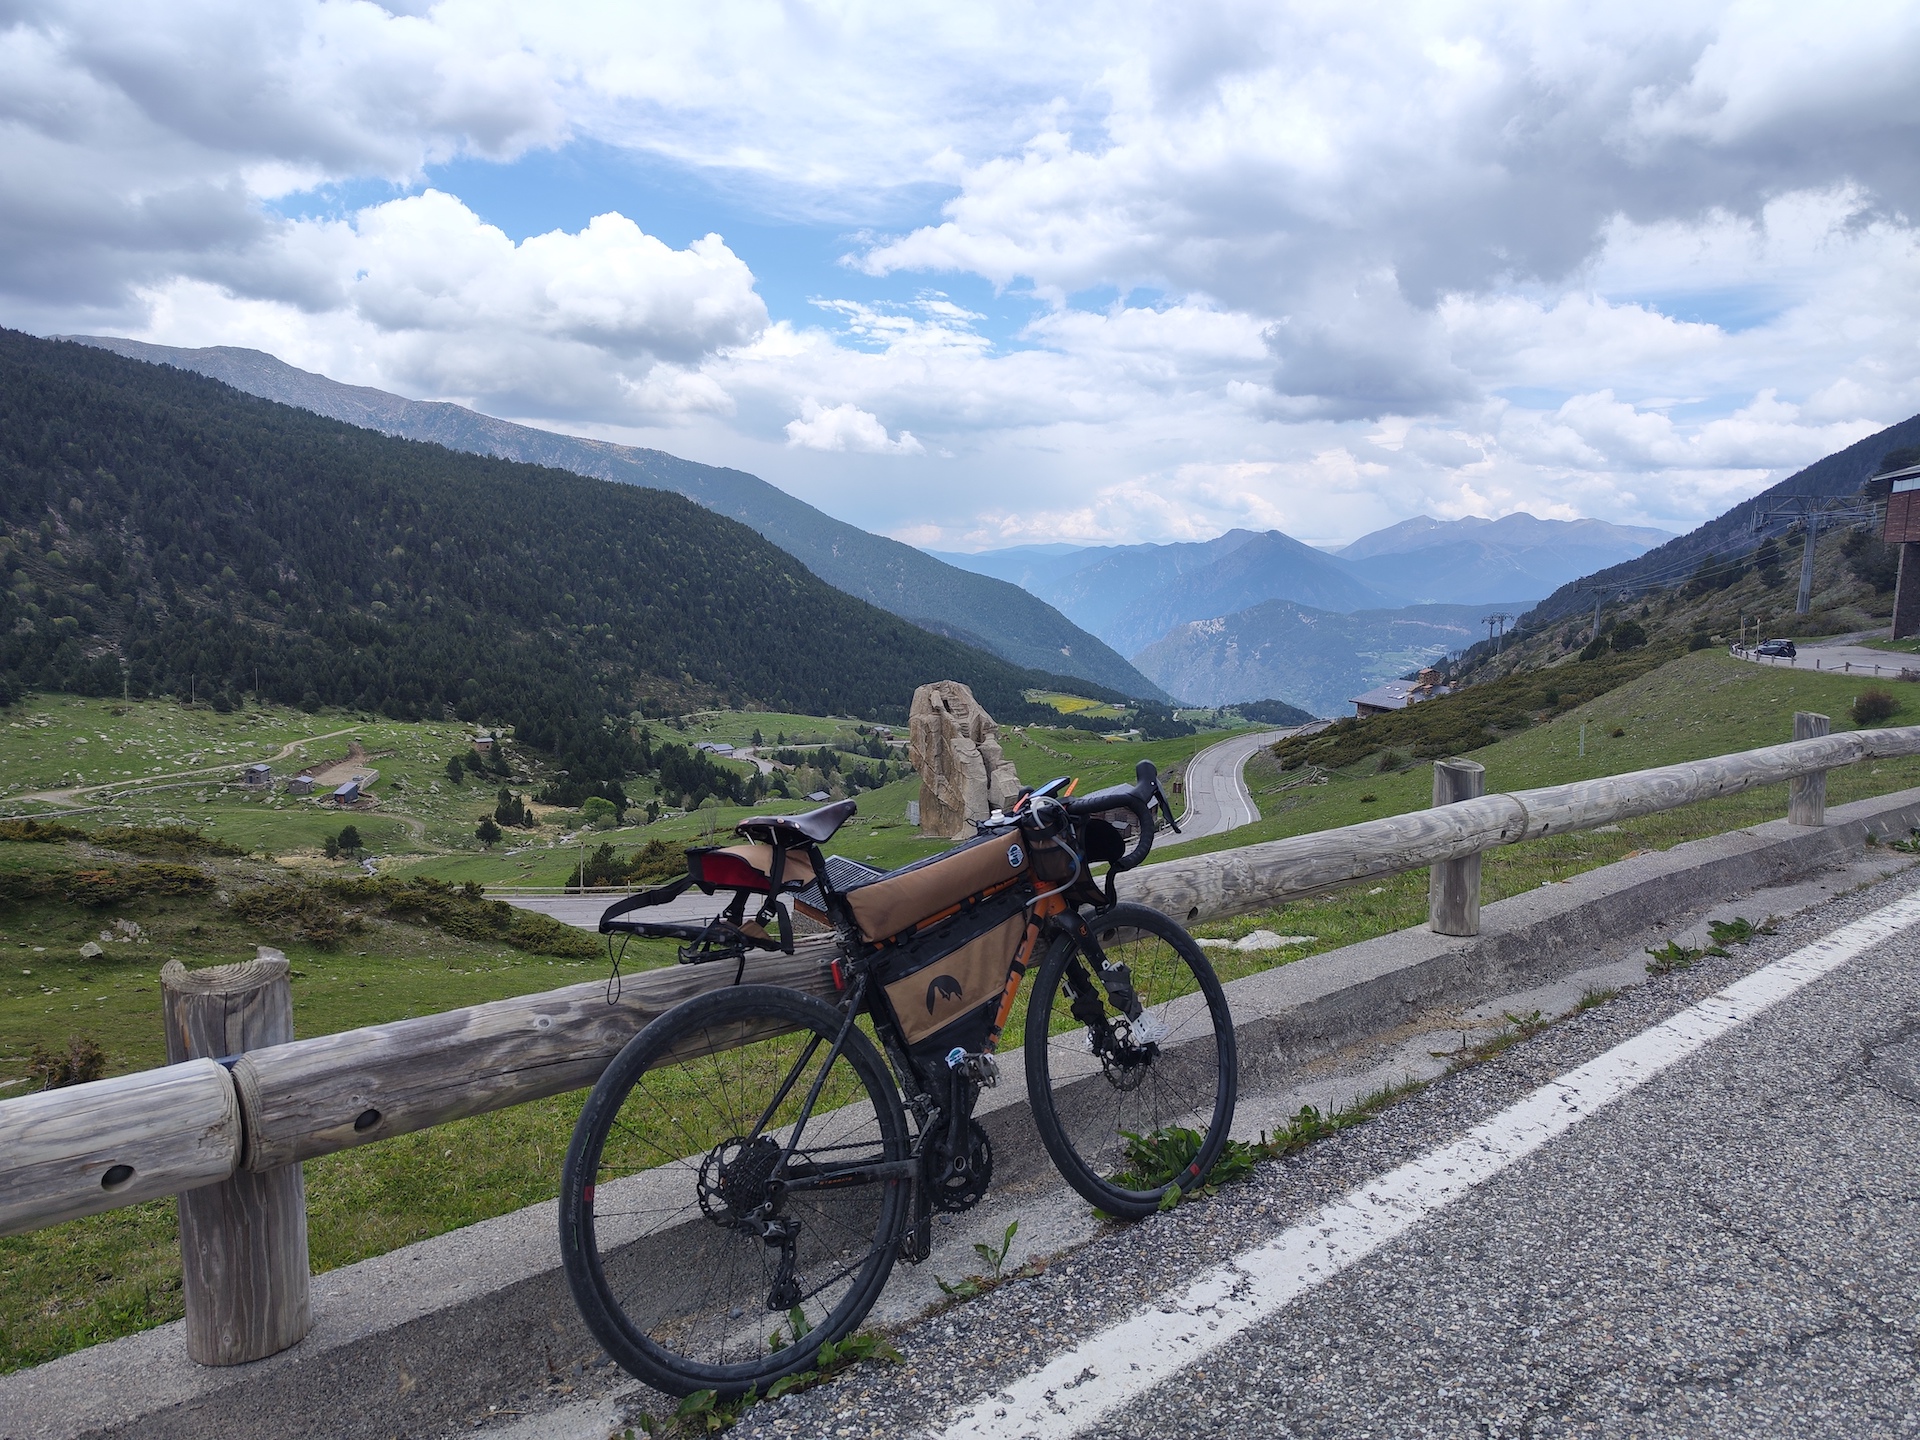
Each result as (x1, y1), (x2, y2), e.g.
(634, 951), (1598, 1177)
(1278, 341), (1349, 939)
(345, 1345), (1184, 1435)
(161, 950), (311, 1365)
(1428, 758), (1485, 936)
(1788, 712), (1830, 825)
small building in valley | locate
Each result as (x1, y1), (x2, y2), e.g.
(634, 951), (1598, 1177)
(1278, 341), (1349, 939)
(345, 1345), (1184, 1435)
(331, 779), (362, 806)
(1350, 667), (1448, 719)
(286, 773), (314, 795)
(472, 732), (495, 753)
(243, 763), (271, 787)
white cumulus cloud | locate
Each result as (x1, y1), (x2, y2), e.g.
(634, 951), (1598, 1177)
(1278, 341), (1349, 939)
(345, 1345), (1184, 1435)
(785, 400), (925, 455)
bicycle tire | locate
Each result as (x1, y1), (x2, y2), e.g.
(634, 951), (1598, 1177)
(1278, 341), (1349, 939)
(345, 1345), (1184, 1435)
(1023, 902), (1237, 1219)
(559, 984), (909, 1398)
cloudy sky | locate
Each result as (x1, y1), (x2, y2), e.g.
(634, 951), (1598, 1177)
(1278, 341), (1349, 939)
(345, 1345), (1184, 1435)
(5, 1), (1920, 549)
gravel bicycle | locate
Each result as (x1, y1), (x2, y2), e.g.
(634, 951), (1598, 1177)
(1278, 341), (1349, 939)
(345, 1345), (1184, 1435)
(558, 760), (1237, 1397)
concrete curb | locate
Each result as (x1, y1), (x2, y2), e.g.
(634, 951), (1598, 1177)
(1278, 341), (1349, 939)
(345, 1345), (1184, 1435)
(8, 786), (1920, 1440)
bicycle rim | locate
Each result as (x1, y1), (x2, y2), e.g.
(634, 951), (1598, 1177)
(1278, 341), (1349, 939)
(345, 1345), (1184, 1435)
(559, 984), (908, 1397)
(1024, 903), (1237, 1218)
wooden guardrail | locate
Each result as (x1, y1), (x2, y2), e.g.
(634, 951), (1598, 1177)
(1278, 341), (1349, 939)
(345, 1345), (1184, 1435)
(3, 713), (1916, 1365)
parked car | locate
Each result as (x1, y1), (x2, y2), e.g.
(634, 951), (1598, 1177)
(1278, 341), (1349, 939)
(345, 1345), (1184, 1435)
(1755, 639), (1797, 658)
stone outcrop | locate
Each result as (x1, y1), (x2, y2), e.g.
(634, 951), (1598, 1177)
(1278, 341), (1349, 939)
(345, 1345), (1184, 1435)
(909, 682), (1023, 838)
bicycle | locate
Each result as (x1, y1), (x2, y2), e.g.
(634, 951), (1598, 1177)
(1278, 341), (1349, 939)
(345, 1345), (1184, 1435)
(558, 759), (1237, 1398)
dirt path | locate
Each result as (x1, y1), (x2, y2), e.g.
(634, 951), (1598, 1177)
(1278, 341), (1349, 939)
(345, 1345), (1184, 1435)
(11, 726), (364, 811)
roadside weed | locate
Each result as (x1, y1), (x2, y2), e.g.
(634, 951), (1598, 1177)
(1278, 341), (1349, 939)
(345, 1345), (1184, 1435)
(629, 1330), (903, 1435)
(1707, 916), (1774, 946)
(1645, 940), (1702, 975)
(935, 1221), (1026, 1302)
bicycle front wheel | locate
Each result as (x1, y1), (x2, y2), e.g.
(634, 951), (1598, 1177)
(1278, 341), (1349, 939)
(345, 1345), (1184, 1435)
(1024, 902), (1237, 1218)
(559, 984), (909, 1398)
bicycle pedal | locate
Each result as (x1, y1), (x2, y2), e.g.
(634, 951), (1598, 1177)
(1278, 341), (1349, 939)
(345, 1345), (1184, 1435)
(943, 1047), (999, 1086)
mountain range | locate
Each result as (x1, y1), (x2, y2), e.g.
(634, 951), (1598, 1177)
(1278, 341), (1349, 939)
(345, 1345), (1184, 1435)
(0, 330), (1119, 781)
(1133, 602), (1492, 716)
(933, 513), (1667, 713)
(65, 336), (1168, 703)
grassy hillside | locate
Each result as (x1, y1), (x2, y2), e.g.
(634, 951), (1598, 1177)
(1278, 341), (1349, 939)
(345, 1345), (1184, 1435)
(1169, 648), (1920, 866)
(8, 650), (1920, 1371)
(0, 329), (1121, 783)
(1436, 510), (1896, 691)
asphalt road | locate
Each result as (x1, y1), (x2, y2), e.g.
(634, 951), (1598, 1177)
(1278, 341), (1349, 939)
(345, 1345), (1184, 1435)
(1159, 727), (1296, 847)
(1733, 640), (1917, 677)
(731, 868), (1920, 1440)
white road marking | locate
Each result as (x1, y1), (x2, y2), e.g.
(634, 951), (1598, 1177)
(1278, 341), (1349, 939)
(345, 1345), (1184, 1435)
(934, 886), (1920, 1440)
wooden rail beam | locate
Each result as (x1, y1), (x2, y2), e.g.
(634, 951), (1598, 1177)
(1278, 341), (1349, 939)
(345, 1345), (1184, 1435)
(1122, 726), (1920, 923)
(233, 938), (840, 1172)
(0, 1059), (239, 1236)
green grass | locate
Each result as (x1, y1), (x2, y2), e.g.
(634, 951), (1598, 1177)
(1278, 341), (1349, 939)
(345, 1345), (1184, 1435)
(1025, 690), (1127, 720)
(1169, 648), (1920, 986)
(8, 651), (1919, 1373)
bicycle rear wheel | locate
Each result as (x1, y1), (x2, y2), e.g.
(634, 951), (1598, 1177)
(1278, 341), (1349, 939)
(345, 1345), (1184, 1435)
(1023, 902), (1237, 1218)
(559, 984), (909, 1398)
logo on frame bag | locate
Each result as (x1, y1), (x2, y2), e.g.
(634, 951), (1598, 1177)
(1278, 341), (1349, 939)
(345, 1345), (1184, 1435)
(1006, 843), (1024, 868)
(925, 974), (964, 1012)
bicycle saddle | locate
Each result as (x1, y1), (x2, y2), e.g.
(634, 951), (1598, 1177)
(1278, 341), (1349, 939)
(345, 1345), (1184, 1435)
(736, 797), (857, 845)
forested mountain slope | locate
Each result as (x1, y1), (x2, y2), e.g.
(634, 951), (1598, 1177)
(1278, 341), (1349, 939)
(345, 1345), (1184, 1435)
(0, 330), (1113, 779)
(65, 336), (1167, 701)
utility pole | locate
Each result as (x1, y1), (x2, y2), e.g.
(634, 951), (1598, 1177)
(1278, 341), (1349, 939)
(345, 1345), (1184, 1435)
(1796, 511), (1819, 615)
(1748, 494), (1875, 616)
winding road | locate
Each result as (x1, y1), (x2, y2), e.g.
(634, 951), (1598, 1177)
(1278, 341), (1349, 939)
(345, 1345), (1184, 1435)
(1157, 724), (1315, 848)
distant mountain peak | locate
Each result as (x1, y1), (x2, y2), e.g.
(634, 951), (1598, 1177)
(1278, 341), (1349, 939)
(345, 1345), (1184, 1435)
(1339, 511), (1672, 561)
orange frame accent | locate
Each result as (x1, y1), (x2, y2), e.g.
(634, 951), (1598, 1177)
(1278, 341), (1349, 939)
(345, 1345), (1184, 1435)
(982, 893), (1069, 1052)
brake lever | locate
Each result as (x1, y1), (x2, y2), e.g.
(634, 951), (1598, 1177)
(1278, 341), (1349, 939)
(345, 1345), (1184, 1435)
(1154, 783), (1181, 833)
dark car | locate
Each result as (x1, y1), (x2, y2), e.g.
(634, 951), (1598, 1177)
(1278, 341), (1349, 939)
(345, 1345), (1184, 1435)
(1755, 639), (1797, 658)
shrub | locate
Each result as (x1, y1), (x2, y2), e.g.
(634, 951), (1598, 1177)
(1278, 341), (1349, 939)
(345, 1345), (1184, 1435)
(1688, 631), (1714, 651)
(230, 885), (364, 948)
(579, 796), (617, 827)
(27, 1035), (108, 1090)
(61, 863), (211, 907)
(90, 824), (243, 858)
(1610, 620), (1648, 652)
(0, 818), (85, 843)
(475, 816), (502, 847)
(1852, 688), (1898, 725)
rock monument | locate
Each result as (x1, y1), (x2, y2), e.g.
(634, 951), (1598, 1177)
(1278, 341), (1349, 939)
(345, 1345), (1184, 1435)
(909, 681), (1023, 838)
